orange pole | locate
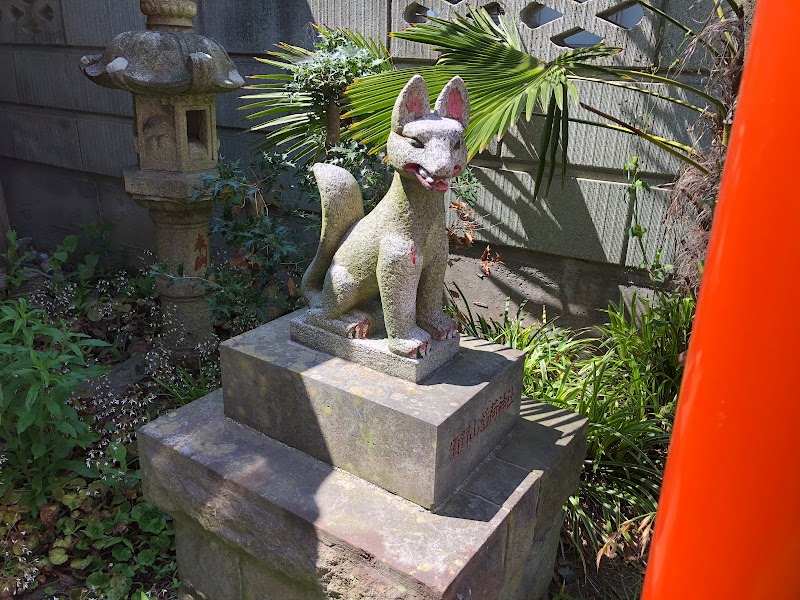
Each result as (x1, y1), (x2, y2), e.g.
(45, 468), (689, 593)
(641, 2), (800, 599)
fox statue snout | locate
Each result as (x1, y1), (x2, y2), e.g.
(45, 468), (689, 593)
(301, 75), (470, 359)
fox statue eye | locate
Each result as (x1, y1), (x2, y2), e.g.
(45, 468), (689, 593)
(453, 139), (463, 151)
(406, 136), (424, 149)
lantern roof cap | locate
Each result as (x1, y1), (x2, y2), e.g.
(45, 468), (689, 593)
(81, 30), (244, 95)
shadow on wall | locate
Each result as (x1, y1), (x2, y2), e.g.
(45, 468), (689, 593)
(197, 0), (317, 53)
(446, 243), (657, 331)
(0, 157), (156, 265)
(470, 166), (625, 265)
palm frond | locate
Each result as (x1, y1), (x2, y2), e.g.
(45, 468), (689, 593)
(344, 6), (728, 198)
(345, 7), (619, 196)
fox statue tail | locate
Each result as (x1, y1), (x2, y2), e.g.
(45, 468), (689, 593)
(301, 163), (365, 308)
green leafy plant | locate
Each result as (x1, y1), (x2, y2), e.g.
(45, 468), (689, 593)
(0, 299), (109, 507)
(1, 230), (35, 295)
(190, 152), (299, 212)
(153, 360), (219, 407)
(242, 26), (392, 161)
(450, 287), (694, 569)
(1, 442), (177, 599)
(326, 140), (393, 210)
(165, 158), (313, 336)
(624, 156), (674, 284)
(47, 224), (113, 309)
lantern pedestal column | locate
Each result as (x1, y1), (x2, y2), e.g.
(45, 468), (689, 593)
(125, 168), (214, 354)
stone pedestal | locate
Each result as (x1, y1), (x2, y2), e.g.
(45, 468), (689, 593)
(222, 312), (524, 509)
(290, 310), (462, 383)
(125, 168), (214, 353)
(139, 310), (588, 599)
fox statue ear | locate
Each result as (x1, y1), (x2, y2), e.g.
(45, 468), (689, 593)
(434, 76), (469, 129)
(392, 75), (431, 134)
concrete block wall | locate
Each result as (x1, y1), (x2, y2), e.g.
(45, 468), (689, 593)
(0, 0), (713, 308)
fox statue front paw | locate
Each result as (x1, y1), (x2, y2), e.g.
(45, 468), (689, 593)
(421, 313), (459, 341)
(388, 327), (433, 359)
(307, 308), (372, 340)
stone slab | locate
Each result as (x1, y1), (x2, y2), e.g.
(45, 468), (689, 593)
(77, 117), (137, 177)
(0, 106), (82, 171)
(199, 0), (389, 55)
(0, 49), (18, 103)
(139, 391), (588, 600)
(290, 310), (461, 384)
(444, 243), (658, 332)
(0, 0), (66, 45)
(123, 167), (207, 203)
(61, 0), (144, 47)
(221, 311), (525, 509)
(0, 155), (100, 245)
(0, 112), (14, 159)
(12, 48), (133, 117)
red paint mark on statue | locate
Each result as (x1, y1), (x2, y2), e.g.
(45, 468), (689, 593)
(407, 93), (423, 117)
(448, 386), (516, 461)
(410, 245), (417, 265)
(446, 90), (464, 122)
(194, 233), (209, 271)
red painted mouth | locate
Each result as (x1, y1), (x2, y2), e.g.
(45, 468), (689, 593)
(404, 163), (458, 193)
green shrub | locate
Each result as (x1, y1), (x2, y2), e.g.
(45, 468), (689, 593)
(450, 289), (695, 566)
(0, 299), (109, 507)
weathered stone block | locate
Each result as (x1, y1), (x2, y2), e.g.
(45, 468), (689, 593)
(123, 167), (205, 202)
(0, 49), (18, 103)
(174, 519), (243, 600)
(13, 48), (132, 117)
(0, 156), (100, 246)
(221, 311), (525, 509)
(0, 112), (15, 158)
(138, 391), (587, 600)
(134, 95), (219, 173)
(0, 106), (82, 170)
(77, 117), (137, 177)
(0, 157), (155, 263)
(198, 0), (388, 55)
(499, 403), (588, 528)
(444, 243), (657, 332)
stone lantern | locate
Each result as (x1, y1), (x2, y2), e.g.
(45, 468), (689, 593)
(80, 0), (244, 355)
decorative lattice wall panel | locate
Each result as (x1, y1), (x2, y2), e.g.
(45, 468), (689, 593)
(390, 0), (665, 66)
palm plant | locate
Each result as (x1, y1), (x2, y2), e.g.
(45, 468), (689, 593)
(241, 26), (392, 163)
(343, 5), (740, 196)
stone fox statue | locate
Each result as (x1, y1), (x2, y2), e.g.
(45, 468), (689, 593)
(301, 75), (469, 358)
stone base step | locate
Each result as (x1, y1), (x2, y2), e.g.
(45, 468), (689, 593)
(138, 391), (587, 600)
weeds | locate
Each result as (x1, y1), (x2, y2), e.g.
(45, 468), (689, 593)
(449, 286), (694, 574)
